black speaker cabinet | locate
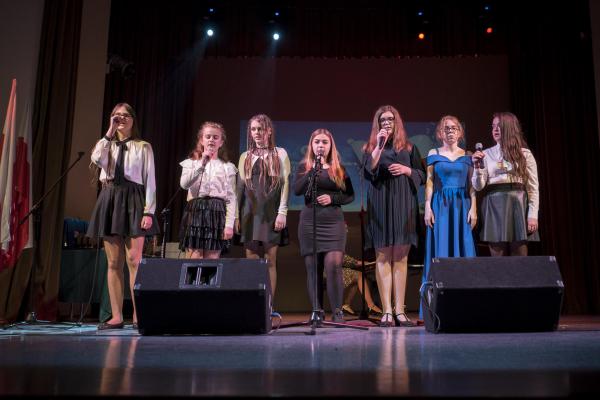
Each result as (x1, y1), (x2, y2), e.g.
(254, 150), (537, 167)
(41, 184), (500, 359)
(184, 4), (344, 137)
(422, 256), (564, 333)
(134, 258), (272, 335)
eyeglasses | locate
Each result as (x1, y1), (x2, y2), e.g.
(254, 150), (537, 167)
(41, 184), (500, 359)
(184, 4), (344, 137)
(114, 113), (133, 120)
(444, 126), (460, 133)
(492, 124), (500, 129)
(379, 117), (394, 123)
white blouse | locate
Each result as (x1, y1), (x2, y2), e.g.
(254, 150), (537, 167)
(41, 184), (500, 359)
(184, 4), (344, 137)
(472, 143), (539, 219)
(180, 158), (238, 229)
(237, 147), (291, 216)
(91, 137), (157, 215)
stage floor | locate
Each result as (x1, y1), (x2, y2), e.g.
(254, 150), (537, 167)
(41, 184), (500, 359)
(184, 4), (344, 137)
(1, 314), (600, 398)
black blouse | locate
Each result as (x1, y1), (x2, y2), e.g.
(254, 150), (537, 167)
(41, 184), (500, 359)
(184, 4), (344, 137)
(293, 164), (354, 207)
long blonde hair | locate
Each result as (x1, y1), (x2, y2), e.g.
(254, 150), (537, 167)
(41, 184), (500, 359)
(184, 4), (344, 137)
(301, 128), (346, 190)
(363, 105), (413, 153)
(243, 114), (282, 192)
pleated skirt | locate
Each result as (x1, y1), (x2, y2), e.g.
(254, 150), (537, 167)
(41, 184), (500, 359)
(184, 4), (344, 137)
(87, 179), (160, 239)
(179, 197), (230, 251)
(480, 183), (540, 243)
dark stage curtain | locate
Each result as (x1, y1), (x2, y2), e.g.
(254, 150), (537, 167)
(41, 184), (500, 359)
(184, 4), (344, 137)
(0, 0), (83, 323)
(101, 1), (599, 314)
(506, 3), (600, 314)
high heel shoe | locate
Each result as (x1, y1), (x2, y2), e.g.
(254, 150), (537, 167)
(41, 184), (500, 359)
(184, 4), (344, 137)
(379, 313), (394, 327)
(367, 305), (383, 317)
(394, 312), (416, 327)
(342, 304), (356, 316)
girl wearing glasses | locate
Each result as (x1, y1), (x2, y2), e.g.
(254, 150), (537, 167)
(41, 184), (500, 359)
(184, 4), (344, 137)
(87, 103), (159, 331)
(236, 114), (291, 298)
(363, 105), (425, 327)
(471, 112), (539, 256)
(421, 115), (477, 317)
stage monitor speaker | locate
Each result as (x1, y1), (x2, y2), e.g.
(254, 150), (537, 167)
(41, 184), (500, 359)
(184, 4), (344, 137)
(134, 258), (272, 335)
(422, 256), (564, 333)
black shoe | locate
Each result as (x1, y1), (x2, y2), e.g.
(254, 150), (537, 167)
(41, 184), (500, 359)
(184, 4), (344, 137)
(394, 313), (416, 327)
(380, 313), (394, 327)
(332, 309), (345, 323)
(97, 321), (125, 330)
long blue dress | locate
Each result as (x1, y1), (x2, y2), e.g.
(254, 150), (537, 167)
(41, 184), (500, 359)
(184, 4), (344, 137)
(420, 152), (476, 317)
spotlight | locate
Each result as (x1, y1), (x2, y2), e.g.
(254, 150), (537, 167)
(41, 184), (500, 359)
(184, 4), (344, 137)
(484, 5), (491, 11)
(274, 11), (280, 17)
(273, 32), (280, 41)
(417, 10), (424, 16)
(209, 8), (214, 13)
(207, 28), (214, 37)
(486, 27), (493, 34)
(418, 32), (425, 40)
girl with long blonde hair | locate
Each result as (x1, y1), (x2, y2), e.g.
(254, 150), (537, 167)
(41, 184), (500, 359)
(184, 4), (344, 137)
(293, 128), (354, 323)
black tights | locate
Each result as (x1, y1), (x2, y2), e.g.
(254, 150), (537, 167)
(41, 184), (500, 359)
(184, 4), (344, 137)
(304, 251), (344, 312)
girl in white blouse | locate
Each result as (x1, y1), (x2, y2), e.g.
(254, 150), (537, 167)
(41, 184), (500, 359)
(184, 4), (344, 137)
(87, 103), (159, 331)
(471, 112), (540, 256)
(179, 122), (237, 259)
(236, 114), (290, 297)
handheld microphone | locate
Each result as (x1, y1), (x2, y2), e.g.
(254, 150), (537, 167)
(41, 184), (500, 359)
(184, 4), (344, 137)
(377, 136), (386, 150)
(475, 143), (484, 169)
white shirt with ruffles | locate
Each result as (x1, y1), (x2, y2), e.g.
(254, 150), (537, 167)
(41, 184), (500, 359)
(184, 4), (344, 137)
(91, 137), (157, 215)
(471, 143), (539, 219)
(180, 158), (238, 229)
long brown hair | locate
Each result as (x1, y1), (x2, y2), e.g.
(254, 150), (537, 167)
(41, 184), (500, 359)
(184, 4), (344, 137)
(189, 121), (229, 162)
(363, 105), (413, 153)
(301, 128), (346, 190)
(494, 112), (529, 183)
(244, 114), (282, 192)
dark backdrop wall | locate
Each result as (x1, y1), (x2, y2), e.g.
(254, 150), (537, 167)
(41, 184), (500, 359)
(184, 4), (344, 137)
(103, 0), (600, 314)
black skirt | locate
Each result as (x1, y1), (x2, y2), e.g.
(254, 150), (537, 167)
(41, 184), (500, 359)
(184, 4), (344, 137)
(298, 205), (346, 257)
(87, 179), (160, 238)
(179, 197), (230, 251)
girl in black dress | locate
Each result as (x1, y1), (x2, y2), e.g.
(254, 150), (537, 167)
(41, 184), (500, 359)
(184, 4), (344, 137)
(363, 105), (425, 327)
(87, 103), (160, 330)
(236, 114), (291, 297)
(293, 129), (354, 323)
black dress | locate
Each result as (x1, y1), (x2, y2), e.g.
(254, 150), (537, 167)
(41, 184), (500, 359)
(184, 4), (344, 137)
(237, 149), (290, 245)
(293, 165), (354, 257)
(363, 143), (425, 249)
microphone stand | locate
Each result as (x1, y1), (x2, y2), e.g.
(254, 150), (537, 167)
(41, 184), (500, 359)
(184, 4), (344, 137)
(280, 155), (368, 334)
(161, 158), (208, 258)
(345, 151), (380, 325)
(160, 187), (182, 258)
(5, 150), (88, 328)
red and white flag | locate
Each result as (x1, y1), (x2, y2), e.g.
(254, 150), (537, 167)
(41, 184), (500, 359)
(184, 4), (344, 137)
(0, 79), (32, 271)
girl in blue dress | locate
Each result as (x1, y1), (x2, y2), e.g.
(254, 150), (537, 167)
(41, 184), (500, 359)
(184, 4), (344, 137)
(421, 115), (477, 318)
